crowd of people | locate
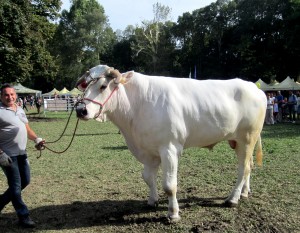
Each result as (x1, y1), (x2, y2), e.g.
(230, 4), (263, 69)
(265, 90), (300, 125)
(17, 95), (42, 114)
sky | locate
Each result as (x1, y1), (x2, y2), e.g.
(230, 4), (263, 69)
(61, 0), (216, 31)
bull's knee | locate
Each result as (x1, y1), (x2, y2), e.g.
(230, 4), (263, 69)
(163, 182), (176, 197)
(142, 166), (159, 207)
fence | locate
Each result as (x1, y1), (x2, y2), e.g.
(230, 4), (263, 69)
(43, 99), (75, 116)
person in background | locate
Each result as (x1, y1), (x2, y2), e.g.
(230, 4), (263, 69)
(35, 97), (42, 114)
(0, 84), (45, 228)
(22, 96), (28, 111)
(17, 97), (23, 107)
(287, 90), (297, 123)
(281, 97), (288, 121)
(276, 91), (284, 122)
(273, 98), (279, 123)
(265, 92), (274, 125)
(296, 91), (300, 120)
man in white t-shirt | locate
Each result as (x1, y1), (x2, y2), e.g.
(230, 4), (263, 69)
(0, 84), (45, 228)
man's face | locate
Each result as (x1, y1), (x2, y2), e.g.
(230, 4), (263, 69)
(1, 87), (17, 107)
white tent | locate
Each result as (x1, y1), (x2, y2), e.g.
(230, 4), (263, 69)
(266, 76), (300, 91)
(42, 88), (59, 98)
(13, 83), (42, 96)
(255, 77), (300, 91)
(68, 88), (82, 97)
(58, 87), (70, 95)
(255, 79), (271, 91)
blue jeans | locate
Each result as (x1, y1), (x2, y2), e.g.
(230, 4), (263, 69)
(0, 154), (30, 217)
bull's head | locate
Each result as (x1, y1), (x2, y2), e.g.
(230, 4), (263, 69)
(75, 64), (131, 120)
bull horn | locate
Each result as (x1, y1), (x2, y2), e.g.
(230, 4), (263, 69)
(104, 67), (114, 76)
(107, 69), (123, 84)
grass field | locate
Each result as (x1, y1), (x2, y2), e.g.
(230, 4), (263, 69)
(0, 110), (299, 232)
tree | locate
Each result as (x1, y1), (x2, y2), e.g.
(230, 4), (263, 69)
(0, 0), (60, 87)
(173, 0), (300, 81)
(131, 3), (175, 74)
(50, 0), (116, 88)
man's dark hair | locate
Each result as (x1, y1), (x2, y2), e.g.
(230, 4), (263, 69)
(0, 83), (14, 95)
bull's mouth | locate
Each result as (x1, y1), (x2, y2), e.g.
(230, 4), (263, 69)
(75, 102), (89, 120)
(76, 110), (88, 120)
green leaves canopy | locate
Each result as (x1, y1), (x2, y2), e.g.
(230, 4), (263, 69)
(0, 0), (60, 86)
(51, 0), (116, 87)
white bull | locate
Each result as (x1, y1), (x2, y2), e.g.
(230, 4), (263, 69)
(75, 65), (267, 221)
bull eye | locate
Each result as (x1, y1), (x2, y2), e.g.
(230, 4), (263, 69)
(100, 85), (107, 91)
(78, 81), (88, 91)
(81, 81), (88, 89)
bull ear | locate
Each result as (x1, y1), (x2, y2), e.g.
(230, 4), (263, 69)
(115, 71), (133, 84)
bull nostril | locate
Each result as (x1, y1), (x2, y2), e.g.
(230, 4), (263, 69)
(81, 109), (87, 116)
(75, 102), (88, 118)
(76, 108), (87, 117)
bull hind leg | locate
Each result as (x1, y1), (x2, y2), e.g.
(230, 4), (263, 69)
(241, 154), (254, 199)
(225, 137), (257, 206)
(142, 164), (160, 207)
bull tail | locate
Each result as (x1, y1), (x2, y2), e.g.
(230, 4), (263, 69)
(255, 134), (263, 167)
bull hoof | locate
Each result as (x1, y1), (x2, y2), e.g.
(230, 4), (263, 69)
(167, 215), (181, 223)
(223, 200), (238, 208)
(241, 191), (251, 199)
(147, 201), (159, 208)
(241, 194), (248, 199)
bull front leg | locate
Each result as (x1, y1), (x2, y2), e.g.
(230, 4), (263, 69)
(160, 143), (182, 222)
(142, 164), (159, 207)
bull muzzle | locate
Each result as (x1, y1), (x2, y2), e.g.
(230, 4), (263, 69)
(75, 101), (88, 118)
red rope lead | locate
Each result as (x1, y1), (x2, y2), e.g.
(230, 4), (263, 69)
(83, 86), (119, 107)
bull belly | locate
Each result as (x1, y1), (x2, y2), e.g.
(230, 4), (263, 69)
(184, 131), (232, 149)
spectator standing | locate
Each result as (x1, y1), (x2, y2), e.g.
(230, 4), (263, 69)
(29, 96), (35, 109)
(273, 98), (279, 123)
(35, 97), (42, 114)
(18, 97), (23, 107)
(276, 91), (284, 122)
(287, 90), (297, 123)
(282, 97), (288, 121)
(0, 84), (45, 228)
(296, 91), (300, 120)
(265, 93), (274, 125)
(22, 96), (28, 111)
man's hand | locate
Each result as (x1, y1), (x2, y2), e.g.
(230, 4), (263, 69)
(0, 152), (12, 167)
(34, 138), (45, 150)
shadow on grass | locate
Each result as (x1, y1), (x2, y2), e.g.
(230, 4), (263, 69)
(102, 146), (128, 150)
(262, 123), (300, 138)
(74, 133), (111, 137)
(0, 196), (228, 231)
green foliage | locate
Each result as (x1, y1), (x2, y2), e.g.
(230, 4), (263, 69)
(171, 0), (300, 81)
(50, 0), (116, 88)
(0, 0), (299, 89)
(0, 0), (60, 87)
(130, 3), (176, 75)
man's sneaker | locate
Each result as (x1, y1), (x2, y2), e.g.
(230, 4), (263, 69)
(18, 216), (36, 228)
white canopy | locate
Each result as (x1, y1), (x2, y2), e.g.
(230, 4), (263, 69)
(270, 76), (300, 91)
(68, 88), (82, 97)
(13, 83), (42, 96)
(255, 79), (271, 91)
(255, 77), (300, 91)
(58, 87), (70, 95)
(42, 88), (59, 98)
